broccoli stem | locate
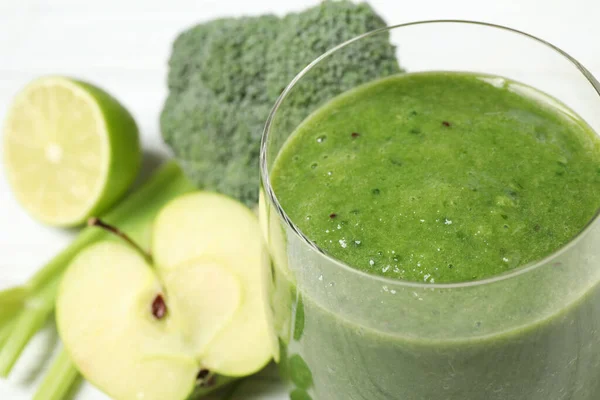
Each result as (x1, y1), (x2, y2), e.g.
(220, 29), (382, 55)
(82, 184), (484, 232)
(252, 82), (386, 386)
(0, 161), (197, 377)
(32, 348), (80, 400)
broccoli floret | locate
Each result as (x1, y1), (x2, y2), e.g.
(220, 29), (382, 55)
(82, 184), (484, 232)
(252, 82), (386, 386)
(167, 16), (281, 104)
(266, 1), (400, 108)
(161, 16), (280, 204)
(161, 1), (401, 206)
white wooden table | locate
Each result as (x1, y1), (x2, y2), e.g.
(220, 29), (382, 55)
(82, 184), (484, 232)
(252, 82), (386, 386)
(0, 0), (599, 398)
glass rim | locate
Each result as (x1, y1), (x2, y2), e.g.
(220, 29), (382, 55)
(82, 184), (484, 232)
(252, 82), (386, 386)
(259, 19), (600, 290)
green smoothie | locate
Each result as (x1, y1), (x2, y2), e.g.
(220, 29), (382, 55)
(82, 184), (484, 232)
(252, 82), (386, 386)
(267, 72), (600, 399)
(272, 72), (600, 284)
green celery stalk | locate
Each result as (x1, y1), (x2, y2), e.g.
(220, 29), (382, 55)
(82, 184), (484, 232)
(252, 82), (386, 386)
(0, 319), (16, 348)
(0, 161), (196, 377)
(0, 279), (59, 376)
(0, 286), (27, 324)
(33, 348), (80, 400)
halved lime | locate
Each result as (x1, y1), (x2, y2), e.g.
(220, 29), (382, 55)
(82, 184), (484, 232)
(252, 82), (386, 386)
(3, 77), (141, 227)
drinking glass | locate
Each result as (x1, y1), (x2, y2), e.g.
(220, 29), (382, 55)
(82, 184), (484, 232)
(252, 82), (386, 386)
(259, 21), (600, 400)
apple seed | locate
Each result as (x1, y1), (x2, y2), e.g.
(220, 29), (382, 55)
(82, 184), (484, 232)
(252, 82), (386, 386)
(151, 294), (167, 319)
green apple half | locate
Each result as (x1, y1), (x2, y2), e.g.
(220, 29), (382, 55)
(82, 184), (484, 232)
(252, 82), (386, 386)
(56, 192), (272, 400)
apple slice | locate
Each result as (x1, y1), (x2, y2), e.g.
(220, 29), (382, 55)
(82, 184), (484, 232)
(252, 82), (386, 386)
(153, 192), (272, 376)
(57, 192), (273, 399)
(56, 241), (198, 400)
(162, 258), (242, 357)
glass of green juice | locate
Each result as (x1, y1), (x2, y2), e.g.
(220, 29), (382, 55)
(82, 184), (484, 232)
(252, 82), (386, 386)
(259, 21), (600, 400)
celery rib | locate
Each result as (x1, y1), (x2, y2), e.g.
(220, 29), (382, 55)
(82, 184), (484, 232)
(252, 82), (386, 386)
(0, 318), (17, 349)
(33, 348), (80, 400)
(0, 279), (59, 377)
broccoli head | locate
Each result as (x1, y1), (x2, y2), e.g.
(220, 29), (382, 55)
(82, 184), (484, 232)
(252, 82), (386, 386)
(161, 1), (401, 206)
